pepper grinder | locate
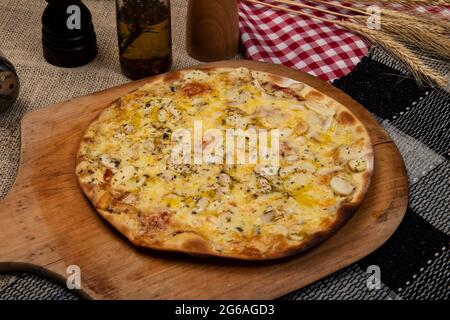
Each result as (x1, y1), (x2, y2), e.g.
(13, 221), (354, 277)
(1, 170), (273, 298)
(42, 0), (97, 67)
(186, 0), (239, 62)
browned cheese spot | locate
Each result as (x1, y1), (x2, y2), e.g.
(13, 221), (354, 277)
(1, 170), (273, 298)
(356, 126), (365, 134)
(163, 71), (181, 82)
(337, 111), (356, 125)
(96, 191), (113, 210)
(182, 82), (212, 97)
(305, 90), (325, 102)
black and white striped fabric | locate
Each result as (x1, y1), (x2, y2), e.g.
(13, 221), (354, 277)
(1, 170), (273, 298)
(0, 47), (448, 300)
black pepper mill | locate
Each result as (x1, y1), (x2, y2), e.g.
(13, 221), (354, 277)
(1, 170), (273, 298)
(42, 0), (97, 67)
(0, 52), (20, 112)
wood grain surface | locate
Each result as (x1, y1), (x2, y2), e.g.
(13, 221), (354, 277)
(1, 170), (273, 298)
(186, 0), (239, 61)
(0, 60), (408, 299)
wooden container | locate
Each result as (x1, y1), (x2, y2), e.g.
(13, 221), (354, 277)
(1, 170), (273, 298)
(186, 0), (239, 61)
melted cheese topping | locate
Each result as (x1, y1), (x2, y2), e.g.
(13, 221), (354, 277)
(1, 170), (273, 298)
(77, 68), (370, 257)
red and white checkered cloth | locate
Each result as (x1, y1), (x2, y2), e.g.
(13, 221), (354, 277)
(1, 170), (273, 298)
(238, 1), (450, 82)
(239, 1), (368, 82)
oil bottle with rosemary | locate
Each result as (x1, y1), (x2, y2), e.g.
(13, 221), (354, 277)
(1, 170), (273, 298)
(116, 0), (172, 79)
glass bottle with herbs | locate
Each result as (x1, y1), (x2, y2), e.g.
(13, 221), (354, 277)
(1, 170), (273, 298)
(116, 0), (172, 79)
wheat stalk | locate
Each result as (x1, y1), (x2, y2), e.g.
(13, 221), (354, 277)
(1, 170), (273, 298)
(338, 21), (448, 88)
(380, 8), (450, 34)
(313, 0), (450, 34)
(383, 14), (446, 35)
(341, 0), (450, 6)
(351, 16), (450, 60)
(245, 0), (449, 89)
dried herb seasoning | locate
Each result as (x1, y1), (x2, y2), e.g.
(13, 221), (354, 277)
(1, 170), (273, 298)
(116, 0), (172, 79)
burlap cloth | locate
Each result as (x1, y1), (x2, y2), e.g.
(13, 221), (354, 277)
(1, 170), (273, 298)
(0, 0), (208, 297)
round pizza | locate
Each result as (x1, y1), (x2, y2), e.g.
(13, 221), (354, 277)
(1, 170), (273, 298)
(76, 67), (373, 260)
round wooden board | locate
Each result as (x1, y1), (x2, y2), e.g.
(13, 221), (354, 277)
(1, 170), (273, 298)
(0, 60), (408, 299)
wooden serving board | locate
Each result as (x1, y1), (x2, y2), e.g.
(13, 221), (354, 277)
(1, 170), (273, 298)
(0, 60), (408, 299)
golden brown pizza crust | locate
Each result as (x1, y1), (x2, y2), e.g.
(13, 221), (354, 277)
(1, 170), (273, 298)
(75, 67), (374, 260)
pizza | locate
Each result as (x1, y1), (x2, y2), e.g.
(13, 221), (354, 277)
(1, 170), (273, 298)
(76, 67), (373, 260)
